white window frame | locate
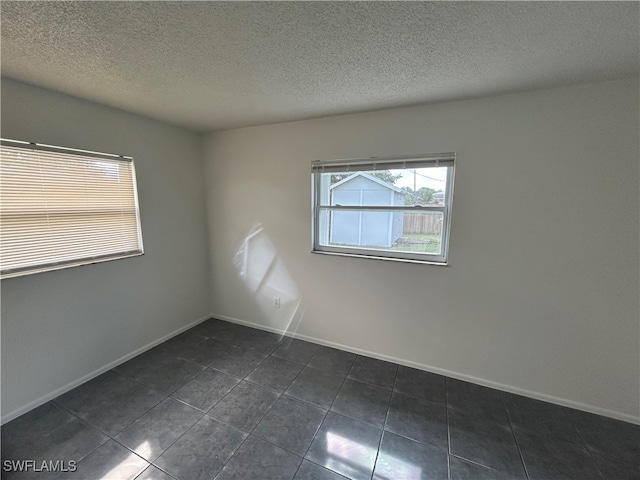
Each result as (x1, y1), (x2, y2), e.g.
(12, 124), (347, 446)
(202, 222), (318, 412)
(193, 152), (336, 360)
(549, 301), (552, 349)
(311, 153), (455, 264)
(0, 139), (144, 279)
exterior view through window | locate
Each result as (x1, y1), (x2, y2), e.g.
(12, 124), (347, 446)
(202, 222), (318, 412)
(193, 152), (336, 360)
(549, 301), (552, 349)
(312, 154), (455, 264)
(0, 139), (144, 278)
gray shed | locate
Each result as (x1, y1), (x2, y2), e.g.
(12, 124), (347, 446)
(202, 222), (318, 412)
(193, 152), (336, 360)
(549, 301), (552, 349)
(329, 172), (405, 248)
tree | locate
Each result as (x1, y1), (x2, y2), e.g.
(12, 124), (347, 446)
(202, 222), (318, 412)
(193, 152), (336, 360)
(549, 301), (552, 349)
(370, 170), (402, 184)
(403, 186), (436, 205)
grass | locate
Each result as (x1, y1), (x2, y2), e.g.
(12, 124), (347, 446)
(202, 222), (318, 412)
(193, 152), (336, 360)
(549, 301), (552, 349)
(327, 233), (442, 254)
(393, 233), (441, 254)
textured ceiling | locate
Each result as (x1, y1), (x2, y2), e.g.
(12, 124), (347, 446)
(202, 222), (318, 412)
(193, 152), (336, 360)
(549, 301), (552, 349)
(1, 1), (638, 132)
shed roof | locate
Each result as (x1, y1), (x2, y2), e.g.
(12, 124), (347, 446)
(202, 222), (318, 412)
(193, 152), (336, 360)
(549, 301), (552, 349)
(329, 172), (405, 193)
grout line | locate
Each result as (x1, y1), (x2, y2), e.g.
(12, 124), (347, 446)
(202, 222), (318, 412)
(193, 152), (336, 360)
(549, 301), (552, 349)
(76, 328), (258, 478)
(52, 399), (168, 478)
(151, 411), (243, 479)
(448, 453), (510, 471)
(299, 458), (352, 480)
(369, 363), (399, 480)
(501, 391), (532, 480)
(202, 335), (317, 477)
(213, 373), (291, 475)
(19, 318), (628, 480)
(102, 400), (207, 475)
(53, 385), (165, 440)
(45, 406), (112, 477)
(562, 408), (612, 480)
(132, 465), (178, 480)
(254, 343), (326, 480)
(291, 361), (354, 479)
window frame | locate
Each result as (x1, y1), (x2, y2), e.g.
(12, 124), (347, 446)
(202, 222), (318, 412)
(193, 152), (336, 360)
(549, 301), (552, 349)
(0, 138), (144, 279)
(311, 153), (455, 265)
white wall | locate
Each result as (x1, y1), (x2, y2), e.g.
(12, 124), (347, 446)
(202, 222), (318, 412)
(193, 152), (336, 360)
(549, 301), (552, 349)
(1, 79), (211, 421)
(203, 79), (640, 422)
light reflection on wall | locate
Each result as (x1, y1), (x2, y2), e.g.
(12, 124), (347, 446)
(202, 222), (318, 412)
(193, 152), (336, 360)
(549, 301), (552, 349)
(234, 225), (303, 333)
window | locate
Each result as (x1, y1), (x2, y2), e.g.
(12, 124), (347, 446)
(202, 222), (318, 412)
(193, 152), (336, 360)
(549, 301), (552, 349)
(312, 154), (455, 264)
(0, 139), (144, 278)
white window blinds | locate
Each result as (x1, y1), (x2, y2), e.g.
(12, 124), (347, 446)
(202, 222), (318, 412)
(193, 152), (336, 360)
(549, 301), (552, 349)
(311, 153), (455, 174)
(0, 139), (144, 278)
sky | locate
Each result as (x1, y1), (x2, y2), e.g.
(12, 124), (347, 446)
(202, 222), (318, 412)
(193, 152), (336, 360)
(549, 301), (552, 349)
(394, 167), (447, 191)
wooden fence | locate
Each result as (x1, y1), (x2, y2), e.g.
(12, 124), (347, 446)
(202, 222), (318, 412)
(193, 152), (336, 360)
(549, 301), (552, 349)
(403, 212), (442, 235)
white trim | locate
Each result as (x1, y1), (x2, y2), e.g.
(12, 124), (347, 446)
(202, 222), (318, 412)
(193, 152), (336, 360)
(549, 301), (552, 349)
(6, 312), (637, 426)
(1, 314), (211, 425)
(313, 158), (454, 264)
(213, 313), (640, 425)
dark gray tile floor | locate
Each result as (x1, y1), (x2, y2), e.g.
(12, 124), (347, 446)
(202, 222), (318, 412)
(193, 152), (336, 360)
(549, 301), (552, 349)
(2, 318), (639, 480)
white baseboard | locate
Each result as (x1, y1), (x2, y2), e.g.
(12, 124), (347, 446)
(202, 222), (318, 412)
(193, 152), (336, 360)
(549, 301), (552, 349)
(214, 313), (640, 425)
(1, 314), (212, 425)
(6, 312), (637, 426)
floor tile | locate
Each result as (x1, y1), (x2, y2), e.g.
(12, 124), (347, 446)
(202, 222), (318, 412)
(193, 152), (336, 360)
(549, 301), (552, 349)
(446, 378), (509, 425)
(565, 408), (640, 465)
(272, 338), (321, 365)
(0, 463), (61, 480)
(294, 460), (349, 480)
(41, 420), (108, 466)
(449, 456), (520, 480)
(385, 393), (447, 451)
(373, 431), (448, 480)
(187, 318), (224, 337)
(208, 346), (267, 378)
(135, 465), (178, 480)
(285, 367), (345, 410)
(208, 381), (279, 432)
(246, 356), (304, 393)
(306, 412), (383, 480)
(393, 366), (446, 406)
(515, 428), (604, 479)
(114, 348), (205, 395)
(214, 435), (302, 480)
(254, 396), (326, 456)
(157, 329), (209, 357)
(55, 371), (165, 435)
(502, 392), (583, 446)
(347, 356), (398, 390)
(171, 369), (240, 411)
(207, 321), (256, 345)
(114, 398), (202, 462)
(330, 379), (391, 428)
(8, 319), (636, 480)
(592, 453), (640, 480)
(1, 412), (108, 480)
(154, 415), (246, 480)
(240, 330), (286, 354)
(175, 338), (237, 367)
(307, 347), (357, 377)
(448, 409), (525, 478)
(1, 401), (76, 452)
(57, 439), (148, 480)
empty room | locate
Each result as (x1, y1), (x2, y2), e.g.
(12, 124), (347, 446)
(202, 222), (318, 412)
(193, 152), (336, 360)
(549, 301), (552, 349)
(1, 2), (638, 480)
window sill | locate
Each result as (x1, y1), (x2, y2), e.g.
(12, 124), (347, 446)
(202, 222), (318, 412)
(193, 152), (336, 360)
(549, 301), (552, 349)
(311, 248), (448, 266)
(1, 251), (144, 280)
